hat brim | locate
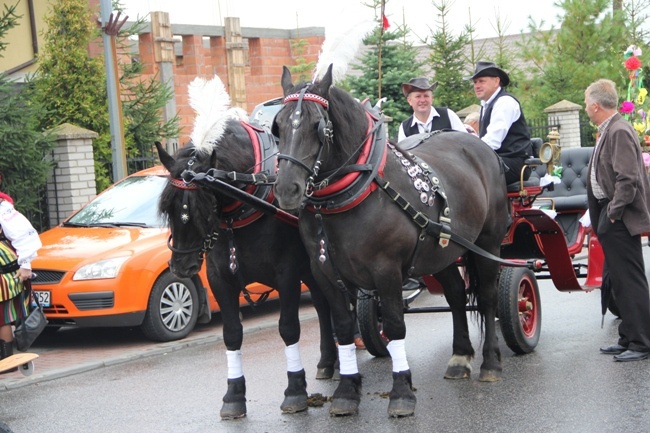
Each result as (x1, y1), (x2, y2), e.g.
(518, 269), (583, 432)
(402, 81), (439, 98)
(464, 68), (510, 87)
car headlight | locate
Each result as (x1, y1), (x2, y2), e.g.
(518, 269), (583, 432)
(73, 257), (130, 280)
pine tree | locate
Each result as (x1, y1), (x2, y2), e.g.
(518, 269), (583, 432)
(425, 0), (476, 112)
(518, 0), (626, 117)
(344, 0), (425, 140)
(0, 3), (54, 226)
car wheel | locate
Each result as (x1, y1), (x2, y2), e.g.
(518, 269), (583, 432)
(141, 271), (199, 342)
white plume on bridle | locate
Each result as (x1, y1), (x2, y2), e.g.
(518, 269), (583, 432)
(188, 75), (248, 155)
(313, 17), (376, 83)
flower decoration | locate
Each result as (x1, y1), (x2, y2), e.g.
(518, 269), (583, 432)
(626, 56), (642, 71)
(621, 100), (635, 113)
(621, 44), (650, 145)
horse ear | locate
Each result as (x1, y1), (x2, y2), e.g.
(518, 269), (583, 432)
(281, 66), (293, 96)
(156, 141), (175, 172)
(210, 147), (218, 169)
(317, 64), (334, 95)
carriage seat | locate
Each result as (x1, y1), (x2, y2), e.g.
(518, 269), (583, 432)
(529, 146), (593, 211)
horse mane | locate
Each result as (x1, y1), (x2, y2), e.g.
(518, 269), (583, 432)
(324, 86), (369, 160)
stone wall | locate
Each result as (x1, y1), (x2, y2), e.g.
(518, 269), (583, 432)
(47, 124), (98, 226)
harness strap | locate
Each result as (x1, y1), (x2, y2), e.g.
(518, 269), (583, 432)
(374, 175), (529, 268)
(226, 223), (274, 309)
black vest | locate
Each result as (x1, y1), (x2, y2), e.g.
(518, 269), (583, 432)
(401, 107), (452, 137)
(479, 89), (532, 158)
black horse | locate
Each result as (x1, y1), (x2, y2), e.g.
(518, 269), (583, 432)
(156, 115), (337, 419)
(272, 65), (510, 417)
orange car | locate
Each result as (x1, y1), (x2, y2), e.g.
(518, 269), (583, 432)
(30, 166), (285, 342)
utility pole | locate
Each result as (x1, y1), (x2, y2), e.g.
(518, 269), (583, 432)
(99, 0), (128, 182)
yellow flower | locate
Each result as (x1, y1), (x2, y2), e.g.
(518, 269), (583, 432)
(634, 121), (646, 134)
(636, 88), (648, 105)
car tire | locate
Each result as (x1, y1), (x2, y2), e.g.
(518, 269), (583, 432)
(141, 271), (199, 342)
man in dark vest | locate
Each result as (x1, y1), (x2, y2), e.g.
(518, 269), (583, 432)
(397, 77), (467, 142)
(466, 61), (534, 184)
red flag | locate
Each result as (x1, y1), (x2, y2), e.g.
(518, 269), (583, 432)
(382, 14), (390, 30)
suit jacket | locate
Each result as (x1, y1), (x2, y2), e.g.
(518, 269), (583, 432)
(587, 113), (650, 236)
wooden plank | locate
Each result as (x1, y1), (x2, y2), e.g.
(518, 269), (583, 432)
(225, 17), (247, 110)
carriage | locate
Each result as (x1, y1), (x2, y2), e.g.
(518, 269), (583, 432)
(355, 131), (606, 357)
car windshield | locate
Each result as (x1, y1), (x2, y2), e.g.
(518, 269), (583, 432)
(66, 175), (166, 228)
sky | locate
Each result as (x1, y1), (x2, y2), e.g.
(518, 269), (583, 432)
(120, 0), (563, 41)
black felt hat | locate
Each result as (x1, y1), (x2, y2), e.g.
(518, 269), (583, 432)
(401, 78), (439, 97)
(465, 61), (510, 87)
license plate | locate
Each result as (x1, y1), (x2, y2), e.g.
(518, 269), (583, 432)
(33, 291), (51, 308)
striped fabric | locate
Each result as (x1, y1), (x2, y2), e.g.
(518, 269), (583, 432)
(0, 237), (22, 303)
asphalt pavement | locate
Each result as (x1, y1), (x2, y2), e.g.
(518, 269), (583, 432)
(0, 294), (319, 392)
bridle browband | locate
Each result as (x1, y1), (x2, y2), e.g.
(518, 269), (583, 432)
(277, 87), (333, 196)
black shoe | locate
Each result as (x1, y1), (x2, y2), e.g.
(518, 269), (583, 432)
(599, 344), (627, 355)
(613, 350), (649, 362)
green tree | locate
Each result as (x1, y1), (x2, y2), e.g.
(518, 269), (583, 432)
(344, 0), (425, 139)
(29, 0), (111, 189)
(288, 38), (316, 82)
(30, 0), (180, 191)
(518, 0), (626, 117)
(0, 3), (54, 226)
(425, 0), (475, 111)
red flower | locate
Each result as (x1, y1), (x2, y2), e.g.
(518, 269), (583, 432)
(621, 101), (636, 114)
(625, 56), (642, 71)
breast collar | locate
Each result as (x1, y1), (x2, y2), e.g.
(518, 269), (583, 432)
(219, 121), (277, 228)
(304, 109), (388, 214)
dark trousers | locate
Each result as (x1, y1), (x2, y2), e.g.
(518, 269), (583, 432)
(594, 201), (650, 352)
(501, 155), (530, 185)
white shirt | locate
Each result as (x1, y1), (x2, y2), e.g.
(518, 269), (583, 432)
(397, 107), (467, 142)
(0, 200), (42, 269)
(480, 87), (521, 151)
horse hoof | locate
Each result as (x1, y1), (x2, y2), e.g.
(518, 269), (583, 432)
(329, 398), (359, 416)
(478, 369), (502, 382)
(220, 402), (247, 420)
(388, 370), (416, 418)
(444, 355), (472, 379)
(388, 398), (416, 418)
(316, 366), (334, 380)
(332, 368), (340, 381)
(281, 395), (308, 414)
(444, 365), (471, 380)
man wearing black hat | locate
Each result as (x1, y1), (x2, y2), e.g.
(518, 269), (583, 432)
(397, 77), (467, 142)
(466, 61), (534, 184)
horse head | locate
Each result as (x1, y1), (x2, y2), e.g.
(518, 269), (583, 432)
(157, 142), (219, 278)
(273, 64), (368, 210)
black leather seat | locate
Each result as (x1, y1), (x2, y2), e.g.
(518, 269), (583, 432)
(529, 146), (593, 211)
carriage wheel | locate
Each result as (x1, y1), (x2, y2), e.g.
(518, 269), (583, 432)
(497, 267), (541, 354)
(356, 294), (390, 357)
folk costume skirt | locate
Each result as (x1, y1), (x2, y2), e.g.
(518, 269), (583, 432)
(0, 238), (27, 325)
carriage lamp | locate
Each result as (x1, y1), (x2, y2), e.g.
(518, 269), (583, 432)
(540, 128), (561, 175)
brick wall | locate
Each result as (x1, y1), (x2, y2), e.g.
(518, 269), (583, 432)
(135, 24), (324, 145)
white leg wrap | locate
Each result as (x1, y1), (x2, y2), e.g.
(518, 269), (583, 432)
(226, 349), (243, 379)
(338, 343), (358, 375)
(387, 339), (409, 373)
(285, 342), (303, 372)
